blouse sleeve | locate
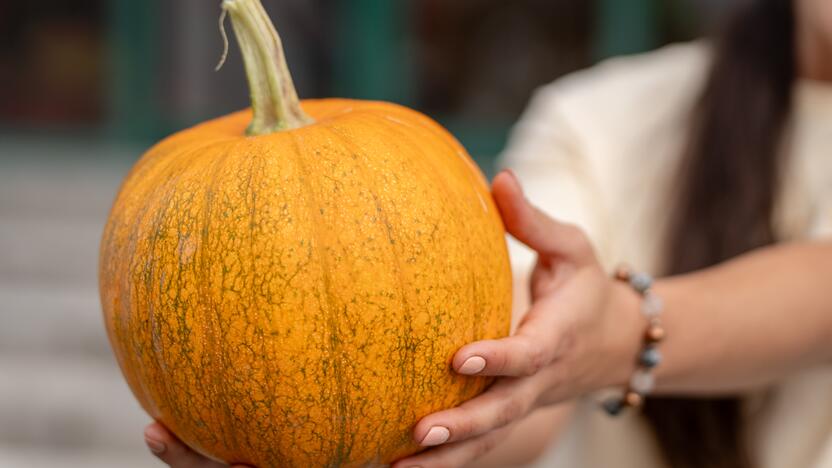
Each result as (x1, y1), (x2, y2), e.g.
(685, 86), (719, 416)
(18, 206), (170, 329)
(498, 83), (614, 279)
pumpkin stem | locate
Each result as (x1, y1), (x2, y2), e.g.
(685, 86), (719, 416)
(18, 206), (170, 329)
(222, 0), (314, 135)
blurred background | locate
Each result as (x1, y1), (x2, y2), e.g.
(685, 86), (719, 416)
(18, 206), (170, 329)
(0, 0), (733, 466)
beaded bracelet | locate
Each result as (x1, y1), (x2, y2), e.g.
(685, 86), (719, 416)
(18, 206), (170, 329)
(601, 265), (665, 416)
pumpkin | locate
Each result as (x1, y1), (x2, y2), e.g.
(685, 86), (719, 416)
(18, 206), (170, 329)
(99, 0), (512, 466)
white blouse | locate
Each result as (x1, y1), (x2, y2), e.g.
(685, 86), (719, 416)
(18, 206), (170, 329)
(501, 42), (832, 468)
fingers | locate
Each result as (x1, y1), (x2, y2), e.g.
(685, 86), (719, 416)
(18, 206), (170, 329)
(491, 170), (594, 265)
(410, 378), (538, 449)
(454, 335), (550, 378)
(393, 425), (513, 468)
(144, 423), (235, 468)
(453, 298), (565, 377)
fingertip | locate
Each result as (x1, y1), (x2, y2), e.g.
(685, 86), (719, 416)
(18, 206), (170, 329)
(491, 170), (522, 204)
(462, 334), (549, 377)
(420, 426), (451, 447)
(144, 422), (168, 440)
(457, 355), (487, 375)
(455, 340), (507, 377)
(411, 417), (432, 444)
(454, 339), (502, 375)
(491, 172), (537, 241)
(412, 413), (452, 448)
(493, 168), (521, 189)
(492, 169), (513, 185)
(144, 424), (167, 455)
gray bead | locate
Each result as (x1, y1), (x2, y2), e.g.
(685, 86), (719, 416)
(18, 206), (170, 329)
(639, 346), (662, 368)
(630, 369), (656, 394)
(630, 272), (653, 293)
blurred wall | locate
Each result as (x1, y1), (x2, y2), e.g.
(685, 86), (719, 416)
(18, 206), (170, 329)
(0, 0), (735, 167)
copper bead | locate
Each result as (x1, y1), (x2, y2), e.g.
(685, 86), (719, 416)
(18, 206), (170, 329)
(624, 391), (644, 407)
(646, 324), (666, 343)
(614, 264), (633, 281)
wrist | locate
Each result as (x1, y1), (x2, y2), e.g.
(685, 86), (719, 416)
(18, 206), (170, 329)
(602, 280), (647, 389)
(598, 267), (669, 415)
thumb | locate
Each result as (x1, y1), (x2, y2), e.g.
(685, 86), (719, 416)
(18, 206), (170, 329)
(144, 422), (249, 468)
(491, 170), (594, 265)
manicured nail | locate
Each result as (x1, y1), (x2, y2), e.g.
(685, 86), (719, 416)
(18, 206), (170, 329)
(420, 426), (450, 446)
(144, 426), (166, 454)
(145, 436), (166, 454)
(458, 356), (486, 375)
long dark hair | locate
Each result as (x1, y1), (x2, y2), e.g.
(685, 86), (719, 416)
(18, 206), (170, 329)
(642, 0), (797, 467)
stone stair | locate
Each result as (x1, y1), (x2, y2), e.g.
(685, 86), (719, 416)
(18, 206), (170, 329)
(0, 145), (162, 468)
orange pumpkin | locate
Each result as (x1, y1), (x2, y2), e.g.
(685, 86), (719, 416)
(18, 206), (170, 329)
(99, 0), (512, 466)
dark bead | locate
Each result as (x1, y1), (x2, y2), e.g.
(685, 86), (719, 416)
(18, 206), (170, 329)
(639, 346), (662, 368)
(602, 398), (625, 416)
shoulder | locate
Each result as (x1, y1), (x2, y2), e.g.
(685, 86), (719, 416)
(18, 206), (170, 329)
(554, 41), (711, 103)
(519, 41), (711, 141)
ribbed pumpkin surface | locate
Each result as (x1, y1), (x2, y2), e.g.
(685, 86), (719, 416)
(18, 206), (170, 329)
(99, 99), (512, 467)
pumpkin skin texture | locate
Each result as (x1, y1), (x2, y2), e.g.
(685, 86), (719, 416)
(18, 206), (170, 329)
(99, 99), (512, 467)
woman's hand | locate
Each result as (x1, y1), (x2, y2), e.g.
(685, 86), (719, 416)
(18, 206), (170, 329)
(143, 422), (253, 468)
(392, 171), (644, 468)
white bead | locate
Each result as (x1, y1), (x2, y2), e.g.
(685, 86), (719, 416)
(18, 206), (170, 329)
(641, 292), (663, 318)
(630, 369), (655, 394)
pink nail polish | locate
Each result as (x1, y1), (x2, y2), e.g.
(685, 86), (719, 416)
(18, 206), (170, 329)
(145, 437), (166, 454)
(420, 426), (450, 446)
(458, 356), (486, 375)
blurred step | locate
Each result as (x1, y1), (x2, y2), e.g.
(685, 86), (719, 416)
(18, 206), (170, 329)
(0, 446), (159, 468)
(0, 142), (133, 222)
(0, 356), (149, 452)
(0, 286), (110, 359)
(0, 217), (101, 288)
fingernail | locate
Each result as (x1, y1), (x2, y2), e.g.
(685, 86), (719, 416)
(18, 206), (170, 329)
(144, 426), (166, 454)
(145, 436), (166, 454)
(420, 426), (450, 446)
(504, 168), (518, 181)
(458, 356), (487, 375)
